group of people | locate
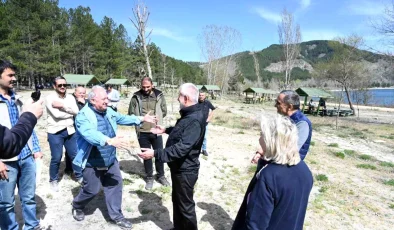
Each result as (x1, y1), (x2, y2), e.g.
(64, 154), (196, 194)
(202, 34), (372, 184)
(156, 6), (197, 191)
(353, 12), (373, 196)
(0, 57), (314, 230)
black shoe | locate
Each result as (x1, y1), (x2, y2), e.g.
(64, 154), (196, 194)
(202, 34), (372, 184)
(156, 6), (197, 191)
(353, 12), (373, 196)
(72, 208), (85, 221)
(115, 219), (132, 229)
(202, 150), (209, 156)
(157, 176), (170, 186)
(145, 177), (154, 190)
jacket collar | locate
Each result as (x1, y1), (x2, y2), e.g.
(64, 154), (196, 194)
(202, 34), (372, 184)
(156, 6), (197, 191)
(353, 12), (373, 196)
(179, 103), (200, 117)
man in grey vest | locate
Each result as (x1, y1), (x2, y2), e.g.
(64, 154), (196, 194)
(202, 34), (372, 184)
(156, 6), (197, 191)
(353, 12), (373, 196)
(128, 77), (170, 190)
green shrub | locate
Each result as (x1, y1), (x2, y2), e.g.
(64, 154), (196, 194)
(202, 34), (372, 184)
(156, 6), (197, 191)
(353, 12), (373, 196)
(248, 165), (257, 174)
(319, 186), (328, 193)
(380, 161), (394, 168)
(383, 179), (394, 186)
(315, 174), (328, 182)
(359, 154), (375, 161)
(334, 152), (345, 159)
(310, 141), (315, 146)
(344, 149), (355, 156)
(356, 164), (377, 170)
(328, 143), (339, 147)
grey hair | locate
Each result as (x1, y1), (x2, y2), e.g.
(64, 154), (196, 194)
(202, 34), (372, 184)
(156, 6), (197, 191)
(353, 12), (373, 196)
(88, 85), (105, 101)
(260, 115), (300, 166)
(179, 83), (199, 104)
(280, 90), (300, 110)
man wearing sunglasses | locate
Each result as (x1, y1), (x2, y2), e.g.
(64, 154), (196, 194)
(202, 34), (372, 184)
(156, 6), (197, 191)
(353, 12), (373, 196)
(46, 76), (81, 192)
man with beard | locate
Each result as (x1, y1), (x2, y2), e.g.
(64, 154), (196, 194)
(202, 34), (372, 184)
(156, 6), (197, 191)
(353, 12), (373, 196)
(71, 86), (157, 229)
(0, 60), (44, 230)
(138, 83), (205, 230)
(128, 77), (169, 190)
(46, 76), (81, 191)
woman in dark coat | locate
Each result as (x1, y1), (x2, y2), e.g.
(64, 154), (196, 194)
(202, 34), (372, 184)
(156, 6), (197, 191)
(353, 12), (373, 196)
(232, 115), (313, 230)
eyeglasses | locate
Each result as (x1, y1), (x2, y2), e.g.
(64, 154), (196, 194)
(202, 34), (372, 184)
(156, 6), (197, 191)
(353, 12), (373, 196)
(57, 84), (68, 88)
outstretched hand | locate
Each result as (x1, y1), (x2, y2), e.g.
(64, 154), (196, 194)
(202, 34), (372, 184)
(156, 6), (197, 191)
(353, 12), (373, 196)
(138, 148), (154, 160)
(143, 111), (158, 124)
(150, 125), (166, 135)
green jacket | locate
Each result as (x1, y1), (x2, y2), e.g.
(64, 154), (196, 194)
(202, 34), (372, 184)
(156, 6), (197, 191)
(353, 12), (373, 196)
(128, 88), (167, 134)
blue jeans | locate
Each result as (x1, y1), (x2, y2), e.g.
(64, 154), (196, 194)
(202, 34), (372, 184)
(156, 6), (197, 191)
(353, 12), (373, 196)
(202, 125), (208, 151)
(48, 129), (81, 181)
(0, 155), (39, 230)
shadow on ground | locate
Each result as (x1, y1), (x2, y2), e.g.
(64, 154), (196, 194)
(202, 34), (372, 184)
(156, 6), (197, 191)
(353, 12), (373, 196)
(129, 190), (172, 229)
(198, 202), (233, 230)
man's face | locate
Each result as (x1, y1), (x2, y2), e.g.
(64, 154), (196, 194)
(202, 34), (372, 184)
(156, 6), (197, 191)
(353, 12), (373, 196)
(0, 68), (17, 90)
(75, 87), (86, 98)
(54, 79), (67, 95)
(275, 93), (290, 116)
(91, 89), (109, 111)
(141, 81), (153, 95)
(198, 92), (206, 102)
(178, 93), (187, 109)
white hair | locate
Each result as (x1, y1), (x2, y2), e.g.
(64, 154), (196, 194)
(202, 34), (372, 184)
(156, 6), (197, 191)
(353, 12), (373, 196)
(179, 83), (199, 104)
(88, 85), (105, 101)
(261, 115), (300, 166)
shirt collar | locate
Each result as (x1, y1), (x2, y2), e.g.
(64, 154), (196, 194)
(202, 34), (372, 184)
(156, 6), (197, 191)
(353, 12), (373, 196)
(0, 90), (16, 102)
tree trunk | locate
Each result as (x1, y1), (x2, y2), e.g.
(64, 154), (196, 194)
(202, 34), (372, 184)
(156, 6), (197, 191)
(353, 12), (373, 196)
(344, 85), (354, 111)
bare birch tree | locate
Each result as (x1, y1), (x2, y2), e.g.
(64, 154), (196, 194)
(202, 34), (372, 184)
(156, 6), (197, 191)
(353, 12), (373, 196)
(199, 25), (241, 89)
(250, 49), (262, 86)
(278, 8), (301, 89)
(130, 0), (153, 79)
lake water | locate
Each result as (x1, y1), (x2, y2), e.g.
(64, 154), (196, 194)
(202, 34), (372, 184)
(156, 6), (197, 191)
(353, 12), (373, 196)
(332, 88), (394, 107)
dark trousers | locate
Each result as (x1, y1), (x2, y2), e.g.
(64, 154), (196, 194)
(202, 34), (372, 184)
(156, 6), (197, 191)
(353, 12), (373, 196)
(138, 132), (165, 178)
(72, 160), (124, 221)
(47, 129), (81, 181)
(171, 172), (198, 230)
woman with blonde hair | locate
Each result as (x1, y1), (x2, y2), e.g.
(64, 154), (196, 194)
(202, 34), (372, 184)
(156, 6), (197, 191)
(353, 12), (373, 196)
(232, 115), (313, 230)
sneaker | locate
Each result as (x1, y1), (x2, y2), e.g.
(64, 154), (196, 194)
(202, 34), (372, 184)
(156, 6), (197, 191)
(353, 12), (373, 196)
(202, 150), (209, 156)
(157, 176), (170, 187)
(50, 181), (59, 192)
(72, 207), (85, 221)
(114, 218), (132, 229)
(145, 177), (154, 190)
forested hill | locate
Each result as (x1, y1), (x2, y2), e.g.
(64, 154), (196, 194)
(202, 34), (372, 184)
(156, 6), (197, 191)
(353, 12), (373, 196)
(0, 0), (204, 87)
(234, 40), (386, 82)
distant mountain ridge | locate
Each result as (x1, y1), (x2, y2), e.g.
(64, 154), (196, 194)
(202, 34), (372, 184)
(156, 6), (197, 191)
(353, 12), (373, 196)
(231, 40), (387, 83)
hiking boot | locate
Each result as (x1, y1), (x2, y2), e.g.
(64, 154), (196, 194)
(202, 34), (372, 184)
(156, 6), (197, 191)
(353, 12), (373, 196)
(145, 177), (154, 190)
(114, 218), (132, 229)
(72, 208), (85, 221)
(202, 150), (209, 156)
(157, 176), (170, 187)
(50, 181), (59, 192)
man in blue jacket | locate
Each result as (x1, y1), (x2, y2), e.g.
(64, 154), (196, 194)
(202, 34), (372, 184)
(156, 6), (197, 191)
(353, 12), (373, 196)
(71, 86), (157, 229)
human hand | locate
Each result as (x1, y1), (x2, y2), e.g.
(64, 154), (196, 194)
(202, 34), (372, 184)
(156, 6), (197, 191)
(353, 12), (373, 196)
(138, 148), (154, 160)
(251, 153), (261, 164)
(107, 136), (129, 149)
(22, 99), (44, 119)
(77, 97), (85, 104)
(143, 111), (158, 124)
(150, 125), (166, 134)
(0, 161), (8, 180)
(52, 101), (64, 109)
(33, 152), (43, 159)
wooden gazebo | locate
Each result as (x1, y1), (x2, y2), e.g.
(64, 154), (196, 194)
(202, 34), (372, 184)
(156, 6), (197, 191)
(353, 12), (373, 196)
(63, 74), (101, 87)
(243, 88), (278, 104)
(296, 87), (335, 115)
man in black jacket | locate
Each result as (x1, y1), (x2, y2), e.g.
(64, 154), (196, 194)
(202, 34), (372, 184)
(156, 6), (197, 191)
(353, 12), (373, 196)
(0, 100), (43, 159)
(138, 83), (205, 230)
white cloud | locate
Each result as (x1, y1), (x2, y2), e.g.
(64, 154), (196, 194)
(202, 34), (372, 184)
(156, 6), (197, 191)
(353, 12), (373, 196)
(300, 0), (311, 9)
(150, 27), (191, 42)
(347, 0), (386, 16)
(302, 30), (343, 41)
(254, 7), (281, 24)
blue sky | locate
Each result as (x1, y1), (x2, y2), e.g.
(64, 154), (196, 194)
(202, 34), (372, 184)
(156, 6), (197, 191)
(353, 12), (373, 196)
(59, 0), (391, 62)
